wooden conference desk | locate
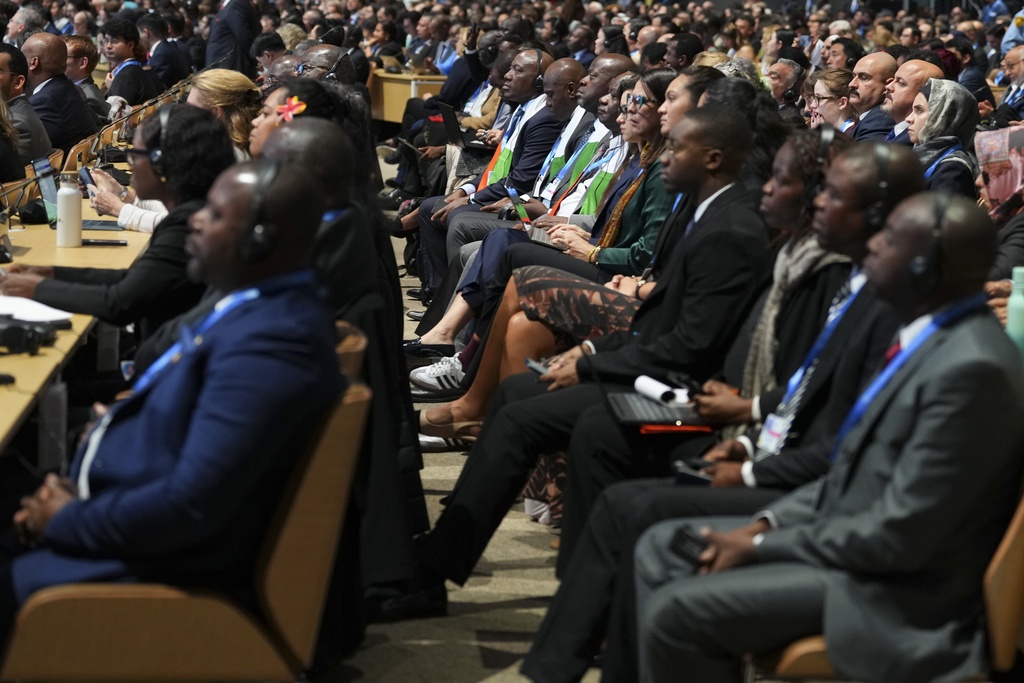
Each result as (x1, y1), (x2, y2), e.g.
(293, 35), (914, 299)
(0, 207), (151, 453)
(369, 69), (447, 123)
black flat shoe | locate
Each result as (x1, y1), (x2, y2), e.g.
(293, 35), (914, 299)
(367, 583), (448, 623)
(403, 338), (455, 358)
(407, 310), (425, 321)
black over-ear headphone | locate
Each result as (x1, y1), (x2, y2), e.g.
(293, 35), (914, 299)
(863, 144), (890, 234)
(802, 123), (835, 210)
(782, 63), (805, 103)
(846, 52), (856, 69)
(239, 161), (281, 264)
(909, 191), (949, 294)
(532, 48), (544, 91)
(149, 105), (171, 181)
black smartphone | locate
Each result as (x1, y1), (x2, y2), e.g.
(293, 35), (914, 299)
(669, 525), (708, 571)
(673, 463), (713, 487)
(667, 371), (706, 397)
(79, 167), (96, 198)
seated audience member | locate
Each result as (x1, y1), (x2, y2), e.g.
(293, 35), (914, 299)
(0, 160), (343, 649)
(137, 12), (190, 90)
(100, 18), (161, 106)
(846, 52), (897, 142)
(376, 107), (772, 621)
(905, 78), (979, 199)
(0, 96), (25, 183)
(806, 68), (856, 133)
(567, 25), (596, 69)
(364, 19), (401, 66)
(880, 57), (943, 145)
(88, 164), (169, 233)
(631, 192), (1024, 683)
(186, 68), (261, 159)
(262, 54), (299, 92)
(250, 30), (287, 79)
(0, 43), (51, 165)
(766, 58), (805, 127)
(64, 35), (110, 123)
(0, 105), (235, 342)
(21, 32), (97, 154)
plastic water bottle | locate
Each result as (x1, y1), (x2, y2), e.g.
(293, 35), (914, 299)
(56, 173), (82, 248)
(1007, 267), (1024, 359)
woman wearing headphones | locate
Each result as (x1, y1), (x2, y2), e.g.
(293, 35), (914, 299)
(0, 105), (236, 343)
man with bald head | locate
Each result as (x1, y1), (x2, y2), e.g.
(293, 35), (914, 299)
(22, 32), (97, 153)
(882, 58), (944, 144)
(846, 52), (897, 142)
(633, 191), (1024, 683)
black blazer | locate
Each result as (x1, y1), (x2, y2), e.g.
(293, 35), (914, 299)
(205, 0), (258, 78)
(148, 40), (191, 89)
(108, 63), (161, 106)
(586, 183), (774, 383)
(29, 74), (98, 153)
(852, 105), (894, 142)
(751, 287), (901, 489)
(471, 103), (565, 204)
(33, 199), (207, 340)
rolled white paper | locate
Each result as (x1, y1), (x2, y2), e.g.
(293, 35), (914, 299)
(634, 375), (691, 407)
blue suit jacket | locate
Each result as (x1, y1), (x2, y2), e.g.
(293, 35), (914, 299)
(11, 274), (344, 606)
(147, 40), (191, 89)
(472, 103), (565, 205)
(28, 74), (97, 153)
(852, 105), (894, 142)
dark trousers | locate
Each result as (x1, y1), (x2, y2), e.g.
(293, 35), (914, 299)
(521, 479), (784, 683)
(417, 196), (480, 290)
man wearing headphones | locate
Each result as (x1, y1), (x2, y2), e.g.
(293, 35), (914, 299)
(414, 45), (563, 294)
(765, 58), (805, 127)
(632, 190), (1024, 683)
(848, 52), (898, 142)
(0, 161), (344, 646)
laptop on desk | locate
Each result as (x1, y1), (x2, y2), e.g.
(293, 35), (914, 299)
(439, 102), (495, 151)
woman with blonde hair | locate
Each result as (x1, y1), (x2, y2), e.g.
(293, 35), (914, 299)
(186, 68), (262, 157)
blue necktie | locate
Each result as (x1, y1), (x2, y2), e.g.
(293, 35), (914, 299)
(884, 129), (897, 142)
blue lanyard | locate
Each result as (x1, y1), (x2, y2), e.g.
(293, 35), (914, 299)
(782, 286), (861, 405)
(579, 141), (622, 177)
(112, 59), (140, 77)
(840, 118), (856, 133)
(923, 144), (963, 180)
(322, 208), (347, 223)
(502, 106), (525, 145)
(830, 293), (987, 460)
(132, 270), (315, 393)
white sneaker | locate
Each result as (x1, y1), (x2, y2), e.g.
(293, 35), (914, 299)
(409, 354), (466, 393)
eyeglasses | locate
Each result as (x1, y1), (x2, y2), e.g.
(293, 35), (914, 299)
(124, 147), (151, 167)
(626, 93), (654, 111)
(808, 94), (839, 106)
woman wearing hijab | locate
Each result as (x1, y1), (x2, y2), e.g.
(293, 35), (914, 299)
(905, 77), (979, 199)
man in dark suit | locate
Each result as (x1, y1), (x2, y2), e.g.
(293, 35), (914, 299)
(632, 192), (1024, 683)
(21, 32), (97, 154)
(100, 19), (161, 107)
(0, 161), (344, 644)
(379, 106), (772, 621)
(414, 47), (564, 292)
(520, 142), (924, 683)
(880, 58), (943, 144)
(567, 25), (596, 70)
(64, 35), (110, 124)
(137, 13), (191, 89)
(848, 52), (896, 142)
(205, 0), (258, 78)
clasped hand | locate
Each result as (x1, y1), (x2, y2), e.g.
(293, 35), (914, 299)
(14, 473), (77, 544)
(695, 520), (768, 574)
(693, 380), (753, 426)
(538, 344), (585, 390)
(0, 264), (52, 298)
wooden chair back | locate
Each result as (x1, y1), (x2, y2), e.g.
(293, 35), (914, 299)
(62, 134), (98, 172)
(984, 491), (1024, 671)
(335, 321), (368, 379)
(254, 380), (371, 669)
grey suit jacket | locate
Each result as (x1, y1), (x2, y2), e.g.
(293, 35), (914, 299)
(757, 308), (1024, 682)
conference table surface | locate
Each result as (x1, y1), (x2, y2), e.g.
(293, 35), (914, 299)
(0, 200), (151, 453)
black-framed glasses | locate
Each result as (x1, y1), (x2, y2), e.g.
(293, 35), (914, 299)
(626, 94), (654, 111)
(124, 147), (151, 166)
(808, 94), (839, 106)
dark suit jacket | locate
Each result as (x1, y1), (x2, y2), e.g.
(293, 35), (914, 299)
(889, 127), (912, 145)
(29, 74), (98, 153)
(108, 63), (161, 106)
(471, 100), (565, 205)
(758, 308), (1024, 682)
(586, 183), (774, 383)
(992, 212), (1024, 280)
(147, 40), (191, 89)
(33, 200), (207, 340)
(750, 287), (900, 489)
(76, 77), (110, 125)
(959, 65), (995, 107)
(573, 50), (596, 70)
(205, 0), (258, 78)
(852, 105), (894, 142)
(11, 274), (344, 606)
(7, 94), (51, 165)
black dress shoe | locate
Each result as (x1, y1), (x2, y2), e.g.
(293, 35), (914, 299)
(403, 338), (455, 358)
(407, 310), (425, 321)
(367, 583), (448, 623)
(407, 288), (431, 300)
